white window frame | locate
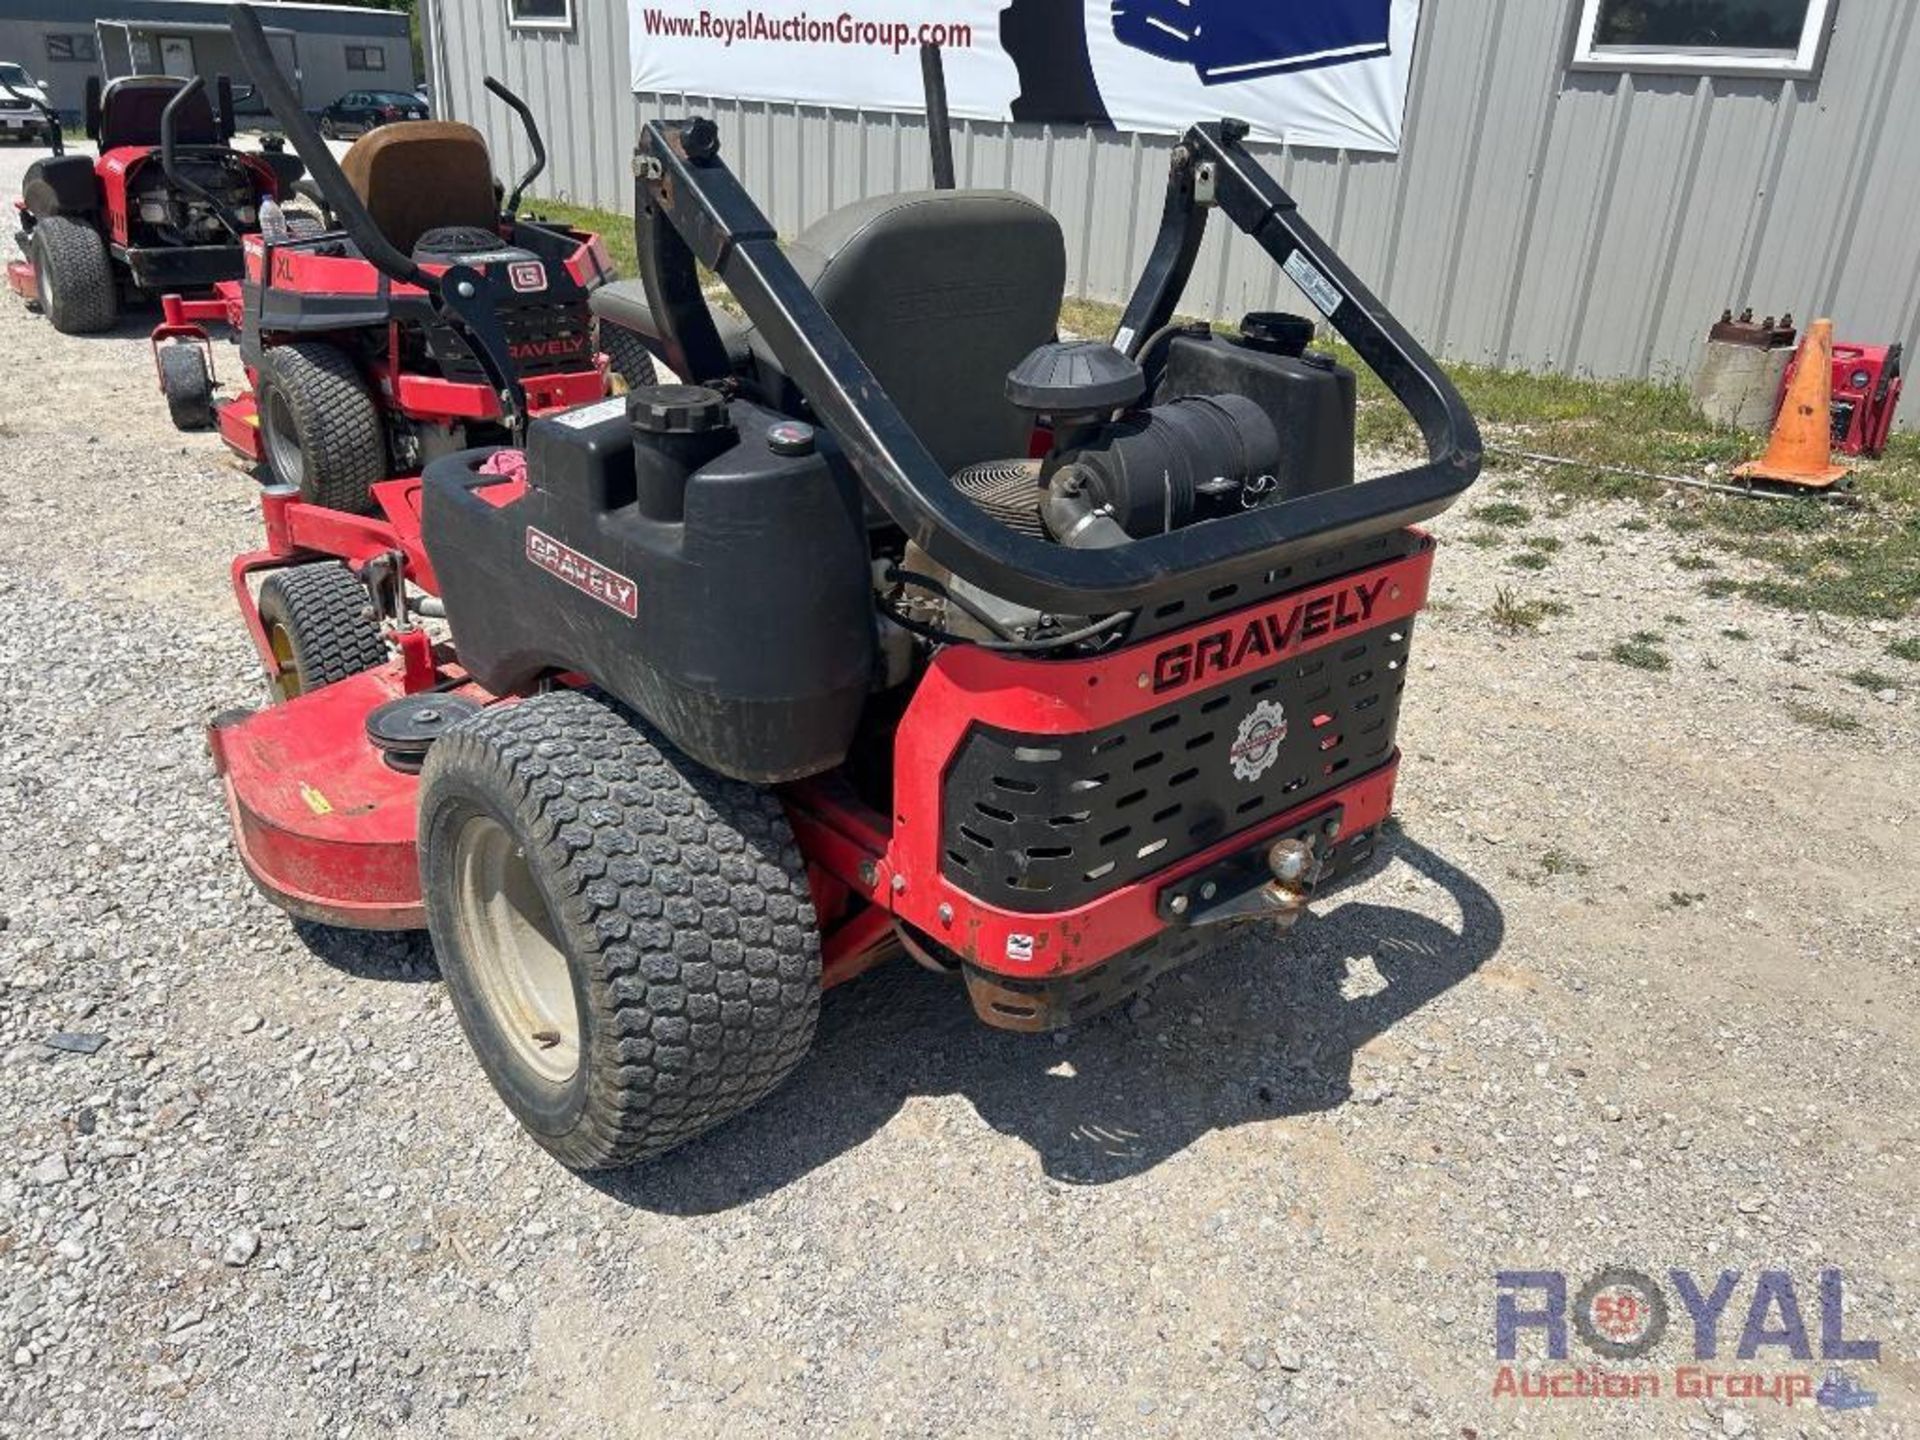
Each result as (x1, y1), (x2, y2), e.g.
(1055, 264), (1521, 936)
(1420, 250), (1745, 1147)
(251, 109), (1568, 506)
(507, 0), (575, 32)
(1571, 0), (1838, 80)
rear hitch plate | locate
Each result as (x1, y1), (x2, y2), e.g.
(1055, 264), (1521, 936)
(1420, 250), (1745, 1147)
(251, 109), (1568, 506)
(1156, 804), (1344, 928)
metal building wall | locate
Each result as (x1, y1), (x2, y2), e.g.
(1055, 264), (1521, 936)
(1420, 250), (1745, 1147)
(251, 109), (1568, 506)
(424, 0), (1920, 423)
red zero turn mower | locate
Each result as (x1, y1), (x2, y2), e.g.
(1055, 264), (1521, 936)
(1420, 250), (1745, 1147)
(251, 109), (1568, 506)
(210, 6), (1480, 1170)
(6, 72), (295, 334)
(152, 70), (655, 511)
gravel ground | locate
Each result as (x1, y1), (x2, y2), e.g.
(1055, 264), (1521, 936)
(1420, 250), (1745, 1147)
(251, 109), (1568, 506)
(1, 141), (1916, 1439)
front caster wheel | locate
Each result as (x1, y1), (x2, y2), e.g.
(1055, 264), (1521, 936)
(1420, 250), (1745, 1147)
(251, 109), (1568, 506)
(418, 689), (820, 1170)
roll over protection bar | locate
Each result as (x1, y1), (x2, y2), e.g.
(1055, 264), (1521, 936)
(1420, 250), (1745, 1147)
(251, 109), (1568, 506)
(226, 1), (530, 435)
(159, 76), (247, 239)
(484, 76), (546, 219)
(632, 116), (1482, 615)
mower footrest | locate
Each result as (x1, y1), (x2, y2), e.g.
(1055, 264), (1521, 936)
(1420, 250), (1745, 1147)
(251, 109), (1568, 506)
(217, 392), (263, 461)
(208, 668), (440, 930)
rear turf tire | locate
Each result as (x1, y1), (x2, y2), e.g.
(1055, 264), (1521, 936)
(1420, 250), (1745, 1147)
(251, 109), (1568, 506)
(419, 689), (821, 1170)
(257, 342), (387, 514)
(31, 216), (117, 335)
(158, 340), (214, 430)
(256, 561), (388, 700)
(599, 320), (659, 393)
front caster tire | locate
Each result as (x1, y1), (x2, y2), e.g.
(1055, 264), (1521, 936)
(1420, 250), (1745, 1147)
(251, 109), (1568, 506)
(419, 690), (820, 1170)
(256, 561), (388, 700)
(158, 340), (214, 430)
(31, 216), (118, 334)
(257, 341), (388, 514)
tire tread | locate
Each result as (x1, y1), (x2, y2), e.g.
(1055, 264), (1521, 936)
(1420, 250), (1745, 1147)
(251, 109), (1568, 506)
(423, 689), (819, 1169)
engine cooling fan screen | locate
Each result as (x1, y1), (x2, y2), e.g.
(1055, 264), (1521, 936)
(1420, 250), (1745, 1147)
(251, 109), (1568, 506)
(952, 458), (1046, 539)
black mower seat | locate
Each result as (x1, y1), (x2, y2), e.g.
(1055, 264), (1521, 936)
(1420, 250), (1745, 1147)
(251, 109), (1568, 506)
(341, 121), (497, 257)
(97, 76), (218, 151)
(592, 188), (1065, 475)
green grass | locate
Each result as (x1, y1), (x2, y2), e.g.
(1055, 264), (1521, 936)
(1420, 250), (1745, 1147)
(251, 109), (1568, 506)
(530, 197), (641, 277)
(1673, 552), (1718, 571)
(1472, 501), (1533, 528)
(1489, 587), (1569, 633)
(1721, 627), (1752, 641)
(1845, 668), (1897, 692)
(1786, 702), (1864, 734)
(1611, 633), (1672, 672)
(1890, 637), (1920, 663)
(1537, 847), (1593, 879)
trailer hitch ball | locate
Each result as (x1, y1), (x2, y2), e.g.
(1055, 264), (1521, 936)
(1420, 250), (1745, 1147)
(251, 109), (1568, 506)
(1267, 837), (1315, 886)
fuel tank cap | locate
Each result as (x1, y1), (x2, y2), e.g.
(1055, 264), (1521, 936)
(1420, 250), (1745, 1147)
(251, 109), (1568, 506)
(628, 384), (730, 434)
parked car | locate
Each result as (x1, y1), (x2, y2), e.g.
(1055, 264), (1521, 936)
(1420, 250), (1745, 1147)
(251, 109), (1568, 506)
(0, 62), (55, 144)
(315, 89), (426, 140)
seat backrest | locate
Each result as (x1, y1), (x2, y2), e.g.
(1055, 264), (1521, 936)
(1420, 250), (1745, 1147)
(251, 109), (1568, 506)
(99, 76), (217, 151)
(339, 120), (497, 257)
(787, 190), (1066, 474)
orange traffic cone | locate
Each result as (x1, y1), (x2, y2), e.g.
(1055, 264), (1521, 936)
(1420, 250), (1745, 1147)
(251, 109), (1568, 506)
(1736, 318), (1851, 490)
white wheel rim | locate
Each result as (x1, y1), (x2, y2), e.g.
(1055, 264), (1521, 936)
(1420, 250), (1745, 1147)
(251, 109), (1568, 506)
(450, 814), (580, 1084)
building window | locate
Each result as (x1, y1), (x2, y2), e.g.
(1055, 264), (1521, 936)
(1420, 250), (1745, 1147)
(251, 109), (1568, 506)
(346, 44), (386, 71)
(47, 33), (99, 64)
(508, 0), (574, 31)
(1573, 0), (1838, 78)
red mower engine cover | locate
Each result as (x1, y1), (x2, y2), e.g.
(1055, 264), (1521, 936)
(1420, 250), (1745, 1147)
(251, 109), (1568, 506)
(806, 531), (1435, 1029)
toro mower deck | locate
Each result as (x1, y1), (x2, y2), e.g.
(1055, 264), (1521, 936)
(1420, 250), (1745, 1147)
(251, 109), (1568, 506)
(149, 80), (653, 509)
(205, 4), (1480, 1171)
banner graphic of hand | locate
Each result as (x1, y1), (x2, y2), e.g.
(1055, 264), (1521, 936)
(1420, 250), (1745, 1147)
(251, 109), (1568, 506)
(1110, 0), (1393, 85)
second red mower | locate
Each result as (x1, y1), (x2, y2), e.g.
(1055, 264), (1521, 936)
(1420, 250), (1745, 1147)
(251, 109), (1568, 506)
(151, 76), (655, 511)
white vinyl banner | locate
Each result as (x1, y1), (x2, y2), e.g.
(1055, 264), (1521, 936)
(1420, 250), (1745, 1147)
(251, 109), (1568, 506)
(630, 0), (1423, 154)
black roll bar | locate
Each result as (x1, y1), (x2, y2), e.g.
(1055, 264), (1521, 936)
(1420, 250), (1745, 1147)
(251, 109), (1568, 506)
(226, 2), (529, 436)
(919, 44), (955, 191)
(633, 116), (1482, 615)
(483, 76), (546, 218)
(159, 76), (246, 239)
(228, 3), (424, 286)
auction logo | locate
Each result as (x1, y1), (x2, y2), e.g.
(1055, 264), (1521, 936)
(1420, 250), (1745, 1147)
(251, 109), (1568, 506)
(1228, 699), (1289, 782)
(1493, 1267), (1880, 1410)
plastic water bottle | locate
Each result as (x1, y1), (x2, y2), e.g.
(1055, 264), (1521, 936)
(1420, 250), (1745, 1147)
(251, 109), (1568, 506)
(259, 195), (290, 244)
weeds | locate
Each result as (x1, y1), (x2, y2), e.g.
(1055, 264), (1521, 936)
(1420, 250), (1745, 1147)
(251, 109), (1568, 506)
(1489, 587), (1568, 633)
(1890, 637), (1920, 663)
(1611, 633), (1672, 671)
(1785, 702), (1863, 734)
(1472, 501), (1533, 528)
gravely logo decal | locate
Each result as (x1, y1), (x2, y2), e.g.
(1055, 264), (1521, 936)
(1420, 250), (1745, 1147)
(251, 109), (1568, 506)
(1153, 576), (1391, 694)
(508, 335), (590, 362)
(525, 527), (637, 618)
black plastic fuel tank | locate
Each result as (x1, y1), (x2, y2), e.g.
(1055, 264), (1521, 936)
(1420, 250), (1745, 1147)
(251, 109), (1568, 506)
(1154, 319), (1356, 499)
(421, 390), (876, 784)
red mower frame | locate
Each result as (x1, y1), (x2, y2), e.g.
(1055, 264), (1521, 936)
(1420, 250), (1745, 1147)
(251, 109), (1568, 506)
(153, 229), (618, 464)
(211, 479), (1433, 1018)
